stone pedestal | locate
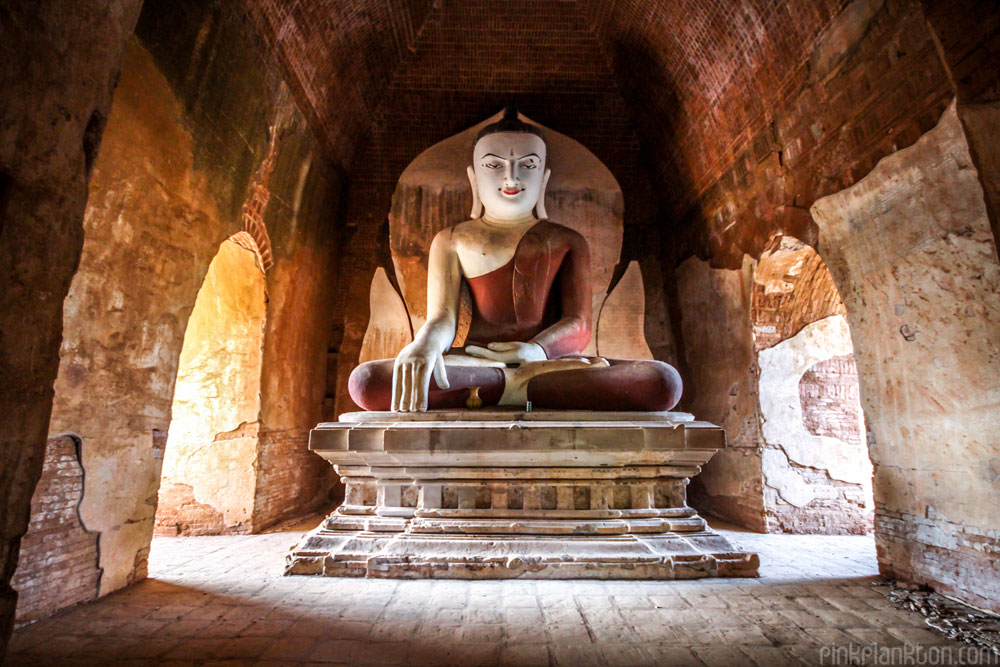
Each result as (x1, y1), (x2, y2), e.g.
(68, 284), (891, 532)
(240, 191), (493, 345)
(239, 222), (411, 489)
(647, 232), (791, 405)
(287, 410), (758, 579)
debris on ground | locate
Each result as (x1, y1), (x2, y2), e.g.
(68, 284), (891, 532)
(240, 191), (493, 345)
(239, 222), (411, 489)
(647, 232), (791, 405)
(883, 579), (1000, 657)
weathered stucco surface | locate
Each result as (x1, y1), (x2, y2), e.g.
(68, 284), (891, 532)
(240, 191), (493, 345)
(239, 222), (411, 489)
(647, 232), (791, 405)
(254, 238), (341, 530)
(23, 2), (342, 617)
(751, 238), (872, 534)
(48, 40), (228, 597)
(676, 256), (766, 531)
(0, 0), (141, 649)
(812, 102), (1000, 611)
(758, 316), (873, 533)
(156, 241), (266, 536)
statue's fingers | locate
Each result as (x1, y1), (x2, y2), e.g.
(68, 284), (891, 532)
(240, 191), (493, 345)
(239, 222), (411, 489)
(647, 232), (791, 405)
(409, 361), (426, 412)
(466, 345), (502, 361)
(487, 341), (515, 351)
(433, 354), (450, 390)
(391, 363), (402, 411)
(399, 362), (413, 412)
(417, 362), (433, 411)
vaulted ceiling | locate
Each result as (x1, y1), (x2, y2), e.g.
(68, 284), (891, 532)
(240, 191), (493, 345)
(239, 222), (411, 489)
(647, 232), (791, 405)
(242, 0), (954, 260)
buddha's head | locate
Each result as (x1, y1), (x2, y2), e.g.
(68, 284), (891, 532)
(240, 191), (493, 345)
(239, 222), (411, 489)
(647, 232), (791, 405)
(468, 105), (550, 221)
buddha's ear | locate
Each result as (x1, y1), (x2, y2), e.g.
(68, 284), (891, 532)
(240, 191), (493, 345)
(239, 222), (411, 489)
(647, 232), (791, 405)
(535, 167), (551, 220)
(467, 165), (483, 219)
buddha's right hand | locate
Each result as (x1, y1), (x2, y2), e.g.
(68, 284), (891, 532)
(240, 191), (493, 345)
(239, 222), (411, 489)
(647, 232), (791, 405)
(391, 343), (451, 412)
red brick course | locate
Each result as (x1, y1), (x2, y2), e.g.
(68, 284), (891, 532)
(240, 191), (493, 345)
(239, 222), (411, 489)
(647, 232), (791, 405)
(252, 428), (333, 531)
(10, 436), (100, 625)
(800, 355), (864, 445)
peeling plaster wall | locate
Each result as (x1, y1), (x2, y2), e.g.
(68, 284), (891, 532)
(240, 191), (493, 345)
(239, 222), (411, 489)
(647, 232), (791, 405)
(678, 249), (874, 535)
(155, 241), (266, 536)
(812, 102), (1000, 611)
(0, 0), (142, 650)
(676, 256), (766, 531)
(46, 39), (241, 597)
(752, 241), (874, 535)
(20, 0), (342, 619)
(758, 316), (874, 534)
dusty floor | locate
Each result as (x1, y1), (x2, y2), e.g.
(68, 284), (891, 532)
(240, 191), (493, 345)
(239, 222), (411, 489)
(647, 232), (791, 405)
(7, 517), (968, 666)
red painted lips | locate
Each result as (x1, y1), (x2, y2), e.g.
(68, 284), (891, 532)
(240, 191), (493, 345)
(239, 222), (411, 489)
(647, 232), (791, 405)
(502, 188), (521, 195)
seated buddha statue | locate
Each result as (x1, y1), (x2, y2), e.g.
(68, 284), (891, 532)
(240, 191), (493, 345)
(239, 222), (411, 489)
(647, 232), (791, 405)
(350, 106), (682, 413)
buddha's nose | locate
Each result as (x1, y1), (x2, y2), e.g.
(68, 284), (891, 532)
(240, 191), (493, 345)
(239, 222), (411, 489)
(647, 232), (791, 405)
(503, 161), (517, 187)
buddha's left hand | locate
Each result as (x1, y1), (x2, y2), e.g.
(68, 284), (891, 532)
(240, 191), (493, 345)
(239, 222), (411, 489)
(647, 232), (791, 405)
(466, 341), (547, 364)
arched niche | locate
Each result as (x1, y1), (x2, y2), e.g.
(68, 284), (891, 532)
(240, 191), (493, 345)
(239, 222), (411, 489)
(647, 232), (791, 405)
(363, 110), (651, 360)
(154, 237), (267, 536)
(752, 235), (874, 534)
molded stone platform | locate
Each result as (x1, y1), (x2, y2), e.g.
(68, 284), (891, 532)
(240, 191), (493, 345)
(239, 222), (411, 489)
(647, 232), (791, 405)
(288, 410), (759, 579)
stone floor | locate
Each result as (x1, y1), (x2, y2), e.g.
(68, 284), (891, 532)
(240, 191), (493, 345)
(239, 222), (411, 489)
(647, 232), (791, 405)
(7, 516), (968, 666)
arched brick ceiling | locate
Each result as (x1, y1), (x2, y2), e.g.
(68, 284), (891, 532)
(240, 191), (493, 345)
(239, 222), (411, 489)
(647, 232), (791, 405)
(244, 0), (953, 257)
(348, 0), (646, 225)
(242, 0), (435, 169)
(585, 0), (851, 212)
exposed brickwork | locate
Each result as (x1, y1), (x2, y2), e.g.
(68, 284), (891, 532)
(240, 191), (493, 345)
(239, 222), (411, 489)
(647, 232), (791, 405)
(153, 483), (231, 537)
(252, 428), (332, 532)
(800, 354), (864, 444)
(764, 465), (874, 536)
(240, 131), (278, 271)
(877, 508), (1000, 613)
(10, 436), (100, 625)
(240, 0), (434, 170)
(590, 0), (953, 266)
(751, 239), (847, 351)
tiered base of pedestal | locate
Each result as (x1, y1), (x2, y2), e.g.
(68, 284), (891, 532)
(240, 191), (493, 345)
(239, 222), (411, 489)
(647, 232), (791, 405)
(287, 410), (758, 580)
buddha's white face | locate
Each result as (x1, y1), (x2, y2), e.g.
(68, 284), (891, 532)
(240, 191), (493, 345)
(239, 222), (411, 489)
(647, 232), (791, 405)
(473, 132), (547, 221)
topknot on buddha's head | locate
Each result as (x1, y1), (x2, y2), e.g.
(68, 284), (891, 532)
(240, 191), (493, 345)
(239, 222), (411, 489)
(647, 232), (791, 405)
(474, 104), (546, 147)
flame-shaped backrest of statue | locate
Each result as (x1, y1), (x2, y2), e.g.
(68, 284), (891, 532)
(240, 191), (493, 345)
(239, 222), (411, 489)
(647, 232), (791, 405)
(361, 109), (650, 361)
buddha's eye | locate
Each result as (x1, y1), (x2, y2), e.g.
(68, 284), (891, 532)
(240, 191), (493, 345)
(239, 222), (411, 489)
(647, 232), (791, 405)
(522, 163), (537, 169)
(482, 162), (502, 169)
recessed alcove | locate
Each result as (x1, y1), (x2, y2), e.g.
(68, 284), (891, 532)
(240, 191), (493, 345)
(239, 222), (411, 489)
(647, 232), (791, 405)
(153, 236), (267, 537)
(752, 236), (874, 535)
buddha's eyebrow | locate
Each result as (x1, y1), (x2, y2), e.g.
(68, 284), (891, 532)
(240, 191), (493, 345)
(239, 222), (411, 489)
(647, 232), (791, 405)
(481, 153), (540, 160)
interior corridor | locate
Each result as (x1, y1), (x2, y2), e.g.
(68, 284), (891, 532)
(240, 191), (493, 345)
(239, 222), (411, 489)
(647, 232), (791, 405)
(6, 518), (965, 666)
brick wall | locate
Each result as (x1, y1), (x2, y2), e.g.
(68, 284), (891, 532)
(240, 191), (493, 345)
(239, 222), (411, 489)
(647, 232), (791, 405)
(751, 241), (847, 352)
(590, 0), (953, 266)
(252, 428), (332, 531)
(241, 0), (433, 171)
(764, 352), (873, 535)
(153, 484), (229, 537)
(800, 355), (864, 444)
(11, 436), (100, 624)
